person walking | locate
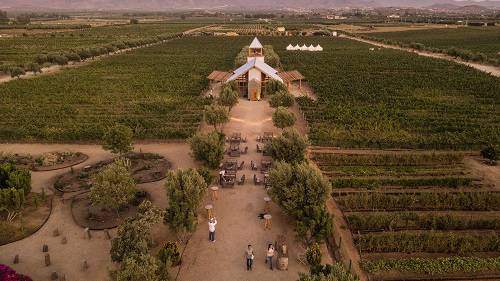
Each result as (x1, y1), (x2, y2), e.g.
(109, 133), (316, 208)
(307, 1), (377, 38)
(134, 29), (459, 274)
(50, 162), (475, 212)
(245, 245), (255, 271)
(265, 244), (275, 270)
(208, 217), (217, 242)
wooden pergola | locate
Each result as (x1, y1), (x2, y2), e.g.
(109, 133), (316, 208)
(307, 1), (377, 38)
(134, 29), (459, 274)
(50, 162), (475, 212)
(278, 70), (305, 89)
(207, 71), (232, 83)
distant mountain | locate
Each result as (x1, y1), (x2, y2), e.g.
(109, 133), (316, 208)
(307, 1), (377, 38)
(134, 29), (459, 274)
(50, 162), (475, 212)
(1, 0), (500, 11)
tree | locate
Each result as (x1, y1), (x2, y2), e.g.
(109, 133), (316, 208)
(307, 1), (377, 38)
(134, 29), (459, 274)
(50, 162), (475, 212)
(188, 132), (225, 169)
(103, 124), (134, 156)
(269, 90), (295, 108)
(266, 129), (308, 163)
(157, 241), (181, 280)
(0, 10), (8, 24)
(89, 159), (136, 212)
(204, 104), (229, 131)
(15, 14), (30, 25)
(218, 85), (239, 111)
(130, 18), (139, 24)
(269, 161), (332, 242)
(298, 263), (359, 281)
(112, 254), (160, 281)
(110, 200), (164, 262)
(481, 144), (498, 164)
(164, 169), (207, 233)
(272, 107), (296, 129)
(265, 79), (287, 95)
(10, 67), (25, 79)
(0, 188), (25, 222)
(0, 163), (31, 194)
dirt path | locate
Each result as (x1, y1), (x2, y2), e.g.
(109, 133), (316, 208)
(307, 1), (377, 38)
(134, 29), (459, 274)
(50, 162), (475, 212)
(465, 156), (500, 190)
(0, 25), (212, 85)
(177, 98), (309, 281)
(0, 142), (195, 281)
(340, 34), (500, 77)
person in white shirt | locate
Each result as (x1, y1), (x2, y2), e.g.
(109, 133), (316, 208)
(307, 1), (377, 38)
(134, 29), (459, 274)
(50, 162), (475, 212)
(208, 218), (217, 242)
(265, 244), (275, 270)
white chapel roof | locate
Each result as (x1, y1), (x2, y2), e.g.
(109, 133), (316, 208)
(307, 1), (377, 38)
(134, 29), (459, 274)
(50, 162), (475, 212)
(249, 37), (264, 49)
(227, 58), (283, 83)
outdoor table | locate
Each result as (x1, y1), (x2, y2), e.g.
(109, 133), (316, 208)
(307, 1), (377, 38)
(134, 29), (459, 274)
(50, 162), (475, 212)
(205, 204), (214, 220)
(264, 214), (272, 230)
(264, 196), (271, 214)
(210, 186), (219, 201)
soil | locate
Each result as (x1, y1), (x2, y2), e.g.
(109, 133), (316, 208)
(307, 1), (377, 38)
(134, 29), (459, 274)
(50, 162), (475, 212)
(340, 34), (500, 78)
(0, 193), (53, 246)
(53, 152), (171, 193)
(71, 191), (147, 230)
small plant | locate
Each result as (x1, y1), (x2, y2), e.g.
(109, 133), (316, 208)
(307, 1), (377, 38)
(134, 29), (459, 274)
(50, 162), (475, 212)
(481, 144), (498, 165)
(306, 243), (322, 268)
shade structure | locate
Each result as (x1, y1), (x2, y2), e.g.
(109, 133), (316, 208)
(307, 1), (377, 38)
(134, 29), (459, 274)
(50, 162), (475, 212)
(316, 44), (323, 51)
(308, 45), (316, 51)
(286, 44), (294, 51)
(300, 44), (308, 51)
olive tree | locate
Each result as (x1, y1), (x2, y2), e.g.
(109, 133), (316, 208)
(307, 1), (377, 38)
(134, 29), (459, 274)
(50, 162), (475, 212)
(102, 124), (134, 156)
(110, 200), (164, 262)
(265, 79), (287, 95)
(90, 159), (136, 212)
(189, 131), (224, 169)
(10, 67), (25, 79)
(164, 169), (207, 233)
(265, 129), (308, 164)
(204, 104), (229, 131)
(272, 107), (296, 129)
(269, 90), (295, 108)
(218, 84), (239, 111)
(112, 254), (160, 281)
(269, 161), (332, 242)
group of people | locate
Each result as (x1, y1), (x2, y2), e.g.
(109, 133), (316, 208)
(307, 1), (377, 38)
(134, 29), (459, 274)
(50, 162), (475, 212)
(208, 218), (276, 271)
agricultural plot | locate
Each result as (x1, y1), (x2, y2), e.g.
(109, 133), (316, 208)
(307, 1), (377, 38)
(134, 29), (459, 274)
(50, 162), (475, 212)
(0, 22), (203, 66)
(211, 24), (276, 35)
(262, 36), (500, 149)
(311, 150), (500, 280)
(0, 36), (248, 141)
(370, 26), (500, 59)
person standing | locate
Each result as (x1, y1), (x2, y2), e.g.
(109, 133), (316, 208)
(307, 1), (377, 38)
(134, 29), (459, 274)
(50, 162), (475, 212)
(265, 244), (275, 270)
(245, 245), (255, 271)
(208, 218), (217, 242)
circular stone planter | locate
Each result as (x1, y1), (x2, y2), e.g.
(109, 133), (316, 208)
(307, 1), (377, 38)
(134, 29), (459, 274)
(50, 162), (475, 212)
(71, 191), (148, 230)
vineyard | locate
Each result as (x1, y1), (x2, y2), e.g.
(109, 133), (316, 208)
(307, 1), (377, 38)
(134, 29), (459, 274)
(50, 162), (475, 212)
(370, 26), (500, 60)
(0, 36), (248, 141)
(311, 149), (500, 280)
(0, 22), (204, 67)
(262, 36), (500, 149)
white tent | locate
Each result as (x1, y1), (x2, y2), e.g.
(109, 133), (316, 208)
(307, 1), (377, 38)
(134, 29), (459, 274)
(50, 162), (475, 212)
(300, 44), (308, 51)
(294, 44), (300, 50)
(316, 44), (323, 51)
(308, 44), (316, 51)
(286, 44), (294, 51)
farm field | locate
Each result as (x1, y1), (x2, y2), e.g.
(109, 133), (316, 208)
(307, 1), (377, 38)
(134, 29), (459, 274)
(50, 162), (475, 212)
(370, 26), (500, 59)
(0, 22), (204, 66)
(0, 36), (248, 141)
(260, 36), (500, 149)
(311, 149), (500, 280)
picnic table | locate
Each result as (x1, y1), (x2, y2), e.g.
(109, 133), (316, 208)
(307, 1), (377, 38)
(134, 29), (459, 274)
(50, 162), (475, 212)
(230, 132), (242, 143)
(262, 132), (274, 142)
(261, 160), (272, 172)
(224, 160), (238, 171)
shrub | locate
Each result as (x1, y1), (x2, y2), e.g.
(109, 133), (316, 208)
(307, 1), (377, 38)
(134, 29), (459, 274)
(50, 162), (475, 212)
(306, 243), (322, 267)
(0, 163), (31, 194)
(90, 159), (136, 212)
(481, 144), (498, 163)
(158, 241), (181, 266)
(112, 254), (160, 281)
(272, 107), (296, 129)
(298, 262), (359, 281)
(9, 67), (25, 78)
(218, 84), (239, 111)
(0, 188), (25, 221)
(189, 131), (224, 169)
(265, 79), (287, 95)
(102, 124), (134, 156)
(269, 90), (294, 108)
(164, 169), (207, 233)
(27, 63), (42, 74)
(266, 129), (308, 163)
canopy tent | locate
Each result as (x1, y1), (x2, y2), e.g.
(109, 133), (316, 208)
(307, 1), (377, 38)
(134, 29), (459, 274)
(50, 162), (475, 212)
(308, 45), (316, 51)
(315, 44), (323, 51)
(286, 44), (294, 51)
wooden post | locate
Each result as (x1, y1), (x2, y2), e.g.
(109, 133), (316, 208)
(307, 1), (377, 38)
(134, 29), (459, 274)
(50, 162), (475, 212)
(13, 255), (19, 264)
(205, 204), (214, 220)
(264, 214), (272, 230)
(42, 244), (49, 252)
(44, 254), (51, 266)
(264, 197), (271, 214)
(210, 186), (219, 201)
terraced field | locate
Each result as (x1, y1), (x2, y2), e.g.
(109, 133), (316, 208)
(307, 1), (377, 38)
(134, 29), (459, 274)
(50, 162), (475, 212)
(370, 26), (500, 59)
(262, 36), (500, 149)
(311, 150), (500, 280)
(0, 22), (204, 66)
(0, 36), (248, 141)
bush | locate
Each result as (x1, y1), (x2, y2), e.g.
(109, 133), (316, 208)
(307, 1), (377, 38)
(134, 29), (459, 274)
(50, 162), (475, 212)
(164, 169), (207, 233)
(158, 241), (181, 266)
(27, 63), (41, 74)
(189, 131), (224, 169)
(272, 107), (296, 129)
(102, 124), (134, 156)
(298, 262), (359, 281)
(266, 129), (308, 163)
(9, 67), (25, 78)
(481, 144), (498, 163)
(0, 163), (31, 194)
(269, 90), (294, 108)
(269, 161), (332, 241)
(306, 243), (322, 267)
(265, 79), (287, 95)
(112, 254), (160, 281)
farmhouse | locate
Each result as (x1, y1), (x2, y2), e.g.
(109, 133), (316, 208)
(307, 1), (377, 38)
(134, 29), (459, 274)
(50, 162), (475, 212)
(208, 37), (304, 101)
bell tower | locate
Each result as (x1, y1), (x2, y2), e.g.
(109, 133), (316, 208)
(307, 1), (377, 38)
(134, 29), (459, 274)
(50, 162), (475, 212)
(248, 37), (264, 63)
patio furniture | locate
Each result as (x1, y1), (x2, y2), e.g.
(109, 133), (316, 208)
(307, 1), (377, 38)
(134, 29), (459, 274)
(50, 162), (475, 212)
(237, 174), (246, 185)
(253, 174), (261, 185)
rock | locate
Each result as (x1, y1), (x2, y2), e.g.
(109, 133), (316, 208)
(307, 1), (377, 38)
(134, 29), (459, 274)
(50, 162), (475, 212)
(45, 254), (51, 266)
(53, 229), (60, 237)
(61, 237), (67, 244)
(42, 244), (49, 252)
(50, 271), (58, 280)
(82, 260), (89, 271)
(13, 254), (19, 264)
